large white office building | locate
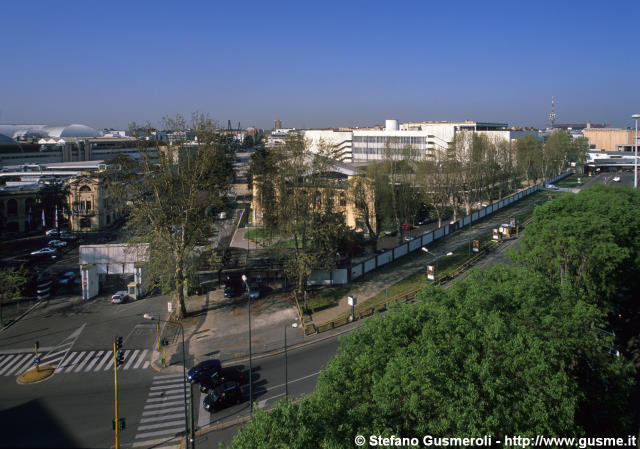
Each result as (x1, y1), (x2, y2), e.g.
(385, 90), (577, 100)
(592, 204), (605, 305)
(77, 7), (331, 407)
(303, 119), (537, 163)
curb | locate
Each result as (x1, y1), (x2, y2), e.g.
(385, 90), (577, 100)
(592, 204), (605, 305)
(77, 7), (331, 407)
(0, 300), (44, 334)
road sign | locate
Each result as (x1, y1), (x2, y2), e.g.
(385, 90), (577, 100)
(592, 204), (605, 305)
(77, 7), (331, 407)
(427, 265), (435, 280)
(473, 240), (479, 252)
(33, 357), (40, 364)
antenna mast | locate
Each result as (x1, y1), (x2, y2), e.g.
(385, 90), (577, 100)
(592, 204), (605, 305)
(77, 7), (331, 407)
(549, 95), (556, 128)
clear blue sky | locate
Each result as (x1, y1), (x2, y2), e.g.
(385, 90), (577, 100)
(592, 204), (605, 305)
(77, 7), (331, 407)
(2, 0), (639, 130)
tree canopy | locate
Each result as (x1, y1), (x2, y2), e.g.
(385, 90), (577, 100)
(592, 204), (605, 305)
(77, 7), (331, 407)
(230, 264), (635, 448)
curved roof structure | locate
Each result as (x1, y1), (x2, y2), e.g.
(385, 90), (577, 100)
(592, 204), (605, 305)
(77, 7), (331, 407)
(0, 124), (100, 143)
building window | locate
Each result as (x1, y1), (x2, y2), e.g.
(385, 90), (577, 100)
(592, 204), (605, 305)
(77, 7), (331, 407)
(339, 192), (346, 207)
(79, 185), (91, 192)
(80, 218), (91, 229)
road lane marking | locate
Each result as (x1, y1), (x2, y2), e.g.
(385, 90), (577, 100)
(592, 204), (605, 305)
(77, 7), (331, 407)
(137, 420), (185, 431)
(84, 351), (104, 371)
(152, 378), (185, 385)
(74, 351), (95, 372)
(151, 384), (185, 391)
(123, 349), (139, 370)
(139, 413), (185, 424)
(0, 355), (18, 375)
(154, 373), (185, 380)
(149, 388), (184, 397)
(95, 351), (112, 371)
(135, 427), (185, 440)
(5, 354), (32, 376)
(64, 352), (86, 372)
(56, 352), (77, 373)
(15, 355), (37, 375)
(142, 406), (185, 416)
(133, 349), (148, 369)
(144, 400), (185, 409)
(143, 361), (150, 369)
(132, 437), (181, 448)
(147, 394), (185, 403)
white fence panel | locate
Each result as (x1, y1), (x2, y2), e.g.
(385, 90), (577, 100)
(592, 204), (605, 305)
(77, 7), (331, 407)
(394, 244), (408, 259)
(351, 264), (363, 280)
(462, 216), (471, 226)
(434, 227), (444, 240)
(409, 238), (421, 252)
(422, 233), (433, 246)
(377, 251), (393, 266)
(364, 258), (377, 273)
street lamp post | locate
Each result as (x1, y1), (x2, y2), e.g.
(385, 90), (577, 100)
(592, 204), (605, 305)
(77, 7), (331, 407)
(284, 322), (298, 398)
(143, 313), (194, 449)
(633, 114), (640, 188)
(421, 247), (454, 283)
(241, 274), (252, 415)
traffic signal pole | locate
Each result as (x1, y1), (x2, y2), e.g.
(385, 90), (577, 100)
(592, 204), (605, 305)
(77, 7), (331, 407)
(113, 340), (119, 449)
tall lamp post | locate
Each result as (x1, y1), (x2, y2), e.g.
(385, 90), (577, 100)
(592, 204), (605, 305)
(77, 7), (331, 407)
(421, 247), (454, 283)
(284, 322), (298, 398)
(633, 114), (640, 188)
(241, 274), (252, 415)
(143, 313), (194, 449)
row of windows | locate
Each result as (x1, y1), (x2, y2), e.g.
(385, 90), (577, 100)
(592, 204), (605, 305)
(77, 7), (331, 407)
(353, 136), (429, 144)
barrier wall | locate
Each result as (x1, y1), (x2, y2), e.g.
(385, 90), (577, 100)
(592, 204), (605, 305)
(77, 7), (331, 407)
(310, 171), (574, 286)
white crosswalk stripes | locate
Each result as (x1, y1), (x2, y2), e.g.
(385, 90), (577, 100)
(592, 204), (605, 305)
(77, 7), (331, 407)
(0, 349), (152, 376)
(132, 374), (188, 449)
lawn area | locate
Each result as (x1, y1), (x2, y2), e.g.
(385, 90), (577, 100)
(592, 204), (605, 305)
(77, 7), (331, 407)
(555, 173), (585, 188)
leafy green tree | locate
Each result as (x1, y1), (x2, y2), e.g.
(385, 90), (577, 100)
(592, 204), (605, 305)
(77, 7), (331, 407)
(0, 266), (29, 301)
(230, 266), (635, 448)
(515, 134), (543, 185)
(510, 184), (640, 307)
(119, 114), (234, 318)
(544, 130), (572, 177)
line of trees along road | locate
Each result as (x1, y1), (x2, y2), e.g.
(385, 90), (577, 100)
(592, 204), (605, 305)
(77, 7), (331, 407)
(229, 185), (639, 448)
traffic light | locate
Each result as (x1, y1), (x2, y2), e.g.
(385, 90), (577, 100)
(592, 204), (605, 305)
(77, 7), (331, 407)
(114, 336), (123, 350)
(112, 417), (126, 430)
(116, 350), (125, 367)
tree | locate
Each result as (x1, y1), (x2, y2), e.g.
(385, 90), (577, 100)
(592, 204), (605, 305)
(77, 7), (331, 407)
(347, 173), (380, 249)
(252, 135), (345, 307)
(510, 184), (640, 307)
(544, 130), (572, 177)
(119, 114), (234, 318)
(0, 266), (29, 301)
(229, 266), (635, 448)
(515, 134), (543, 186)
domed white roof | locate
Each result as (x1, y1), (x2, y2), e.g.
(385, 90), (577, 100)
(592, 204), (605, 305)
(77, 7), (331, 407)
(45, 124), (99, 138)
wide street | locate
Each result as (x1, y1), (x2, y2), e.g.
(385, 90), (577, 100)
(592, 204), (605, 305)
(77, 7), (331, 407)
(0, 284), (340, 449)
(0, 171), (632, 448)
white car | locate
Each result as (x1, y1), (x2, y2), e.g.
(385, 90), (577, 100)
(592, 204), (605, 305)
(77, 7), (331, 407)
(613, 176), (621, 182)
(546, 184), (559, 190)
(111, 291), (129, 304)
(30, 247), (57, 256)
(48, 239), (68, 248)
(45, 229), (60, 237)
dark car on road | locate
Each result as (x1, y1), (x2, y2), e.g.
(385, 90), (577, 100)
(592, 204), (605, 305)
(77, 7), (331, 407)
(187, 359), (222, 383)
(199, 367), (243, 393)
(202, 380), (242, 412)
(224, 282), (240, 298)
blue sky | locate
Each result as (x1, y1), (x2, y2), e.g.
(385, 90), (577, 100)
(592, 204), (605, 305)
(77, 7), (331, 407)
(2, 0), (639, 130)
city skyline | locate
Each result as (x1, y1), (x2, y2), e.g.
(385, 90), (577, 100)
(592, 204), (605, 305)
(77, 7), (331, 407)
(2, 0), (639, 130)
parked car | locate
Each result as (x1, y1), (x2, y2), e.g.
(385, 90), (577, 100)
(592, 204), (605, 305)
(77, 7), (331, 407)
(546, 184), (559, 190)
(199, 367), (243, 393)
(224, 283), (240, 298)
(613, 176), (621, 182)
(59, 232), (78, 240)
(187, 359), (222, 383)
(45, 229), (60, 237)
(48, 239), (68, 248)
(30, 247), (57, 257)
(111, 290), (129, 304)
(417, 217), (433, 225)
(202, 380), (242, 412)
(58, 271), (77, 286)
(248, 283), (261, 300)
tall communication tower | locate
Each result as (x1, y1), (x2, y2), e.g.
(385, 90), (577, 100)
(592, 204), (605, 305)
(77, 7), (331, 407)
(549, 95), (556, 128)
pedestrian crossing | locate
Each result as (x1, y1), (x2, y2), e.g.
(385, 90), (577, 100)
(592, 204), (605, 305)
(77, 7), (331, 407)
(131, 373), (188, 449)
(0, 349), (151, 376)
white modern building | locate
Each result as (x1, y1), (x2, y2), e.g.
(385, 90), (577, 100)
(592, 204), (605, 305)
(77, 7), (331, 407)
(303, 119), (538, 163)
